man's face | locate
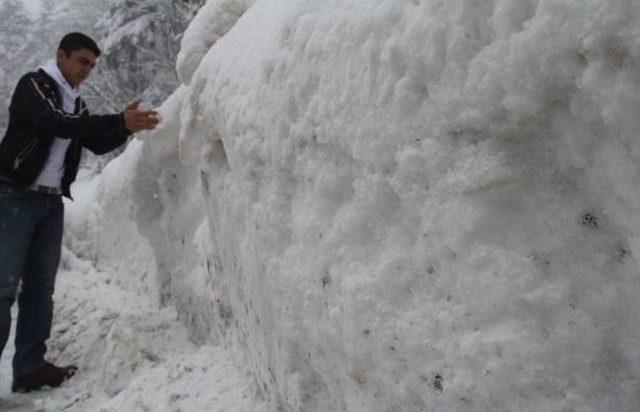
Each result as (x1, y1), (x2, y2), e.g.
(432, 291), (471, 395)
(56, 48), (98, 87)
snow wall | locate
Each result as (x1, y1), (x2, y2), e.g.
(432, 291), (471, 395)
(66, 0), (640, 410)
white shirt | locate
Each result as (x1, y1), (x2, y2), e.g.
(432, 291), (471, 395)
(33, 59), (80, 188)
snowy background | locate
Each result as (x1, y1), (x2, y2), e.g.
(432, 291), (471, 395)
(2, 0), (640, 411)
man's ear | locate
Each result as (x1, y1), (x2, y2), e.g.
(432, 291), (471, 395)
(56, 49), (66, 63)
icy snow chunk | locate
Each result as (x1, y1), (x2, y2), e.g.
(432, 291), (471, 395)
(176, 0), (254, 85)
(101, 323), (147, 397)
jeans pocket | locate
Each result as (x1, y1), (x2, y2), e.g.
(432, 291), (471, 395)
(0, 184), (28, 199)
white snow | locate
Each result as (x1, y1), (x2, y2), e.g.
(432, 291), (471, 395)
(0, 246), (265, 411)
(169, 0), (640, 409)
(3, 0), (640, 410)
(176, 0), (253, 86)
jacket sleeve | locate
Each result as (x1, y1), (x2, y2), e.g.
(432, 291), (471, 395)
(80, 110), (131, 155)
(10, 74), (132, 148)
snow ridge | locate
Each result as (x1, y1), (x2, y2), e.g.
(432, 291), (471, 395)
(176, 0), (254, 85)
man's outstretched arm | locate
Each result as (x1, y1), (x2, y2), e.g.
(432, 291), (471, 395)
(11, 74), (158, 142)
(82, 99), (160, 154)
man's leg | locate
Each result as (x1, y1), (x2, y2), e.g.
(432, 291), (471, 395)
(12, 195), (63, 377)
(0, 186), (38, 367)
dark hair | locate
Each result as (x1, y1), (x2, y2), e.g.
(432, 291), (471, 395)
(58, 32), (101, 57)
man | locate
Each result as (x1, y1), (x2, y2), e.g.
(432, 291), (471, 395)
(0, 32), (159, 393)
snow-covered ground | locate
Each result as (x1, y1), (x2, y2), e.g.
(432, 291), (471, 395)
(0, 245), (266, 411)
(4, 0), (640, 410)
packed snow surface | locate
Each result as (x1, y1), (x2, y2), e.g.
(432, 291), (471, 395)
(10, 0), (640, 410)
(0, 244), (265, 411)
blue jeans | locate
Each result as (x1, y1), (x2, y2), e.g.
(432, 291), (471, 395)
(0, 183), (63, 377)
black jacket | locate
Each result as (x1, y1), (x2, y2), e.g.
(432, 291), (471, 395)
(0, 69), (131, 198)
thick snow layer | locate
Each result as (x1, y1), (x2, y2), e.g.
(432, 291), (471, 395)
(35, 0), (640, 410)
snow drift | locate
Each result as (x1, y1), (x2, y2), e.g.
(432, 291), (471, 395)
(67, 0), (640, 410)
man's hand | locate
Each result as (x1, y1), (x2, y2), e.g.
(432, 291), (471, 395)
(122, 99), (160, 132)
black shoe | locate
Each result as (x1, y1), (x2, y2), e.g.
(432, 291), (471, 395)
(12, 362), (78, 393)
